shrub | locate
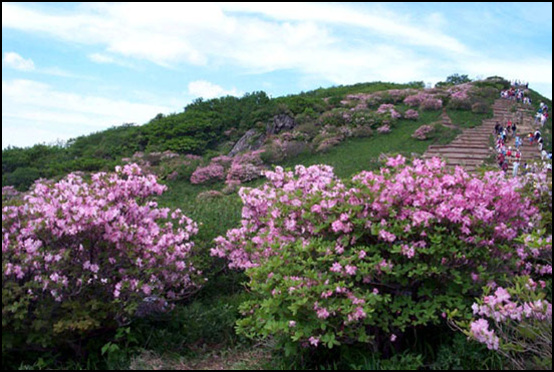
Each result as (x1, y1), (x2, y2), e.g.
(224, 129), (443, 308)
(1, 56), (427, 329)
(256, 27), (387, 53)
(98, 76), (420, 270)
(316, 136), (343, 153)
(376, 104), (401, 119)
(190, 163), (225, 184)
(226, 150), (265, 185)
(421, 98), (443, 111)
(471, 101), (491, 114)
(2, 164), (200, 354)
(376, 124), (391, 134)
(351, 126), (374, 138)
(403, 93), (431, 107)
(404, 109), (419, 120)
(212, 157), (538, 352)
(454, 269), (552, 370)
(319, 110), (348, 127)
(412, 125), (435, 140)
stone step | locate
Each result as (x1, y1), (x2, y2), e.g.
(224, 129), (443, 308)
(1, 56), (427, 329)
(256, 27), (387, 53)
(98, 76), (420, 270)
(424, 153), (487, 161)
(422, 98), (543, 174)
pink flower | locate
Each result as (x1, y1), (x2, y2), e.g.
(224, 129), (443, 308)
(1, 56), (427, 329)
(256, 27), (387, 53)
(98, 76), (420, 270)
(330, 262), (343, 273)
(309, 336), (320, 347)
(317, 307), (330, 319)
(378, 230), (397, 243)
(390, 334), (397, 342)
(345, 265), (357, 275)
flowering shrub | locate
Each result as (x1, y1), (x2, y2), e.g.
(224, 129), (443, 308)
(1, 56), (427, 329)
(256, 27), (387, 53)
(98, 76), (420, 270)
(448, 87), (472, 110)
(376, 124), (391, 134)
(420, 98), (443, 111)
(376, 104), (402, 119)
(190, 163), (225, 184)
(213, 157), (539, 351)
(404, 109), (419, 120)
(2, 164), (200, 352)
(455, 273), (552, 369)
(412, 125), (435, 140)
(403, 92), (432, 107)
(225, 150), (265, 185)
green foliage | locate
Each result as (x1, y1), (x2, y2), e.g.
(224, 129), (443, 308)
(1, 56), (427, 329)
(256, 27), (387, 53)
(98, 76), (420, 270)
(435, 73), (472, 87)
(432, 333), (504, 370)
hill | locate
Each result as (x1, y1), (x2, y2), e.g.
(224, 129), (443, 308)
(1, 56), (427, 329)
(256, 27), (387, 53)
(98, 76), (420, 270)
(2, 75), (552, 371)
(4, 76), (550, 191)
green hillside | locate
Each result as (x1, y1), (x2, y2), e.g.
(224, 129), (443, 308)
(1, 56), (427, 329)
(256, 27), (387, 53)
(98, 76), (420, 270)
(2, 76), (552, 370)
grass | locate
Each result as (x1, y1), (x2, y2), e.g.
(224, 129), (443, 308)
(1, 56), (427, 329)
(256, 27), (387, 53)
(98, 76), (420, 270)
(281, 114), (448, 179)
(446, 109), (494, 128)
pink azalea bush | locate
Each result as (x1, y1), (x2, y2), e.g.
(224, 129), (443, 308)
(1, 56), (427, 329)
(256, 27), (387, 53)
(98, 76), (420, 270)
(420, 97), (443, 111)
(190, 163), (225, 184)
(403, 92), (432, 107)
(2, 164), (200, 351)
(225, 150), (265, 185)
(213, 156), (540, 350)
(456, 270), (552, 369)
(412, 125), (435, 140)
(404, 109), (419, 120)
(376, 124), (391, 134)
(376, 104), (402, 119)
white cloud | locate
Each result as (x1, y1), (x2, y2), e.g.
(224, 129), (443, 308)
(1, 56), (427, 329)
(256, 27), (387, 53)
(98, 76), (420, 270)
(2, 79), (171, 148)
(187, 80), (242, 99)
(1, 3), (468, 78)
(2, 52), (35, 71)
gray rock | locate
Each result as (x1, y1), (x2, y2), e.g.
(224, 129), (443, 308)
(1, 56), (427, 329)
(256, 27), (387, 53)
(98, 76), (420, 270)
(267, 114), (297, 135)
(228, 129), (266, 156)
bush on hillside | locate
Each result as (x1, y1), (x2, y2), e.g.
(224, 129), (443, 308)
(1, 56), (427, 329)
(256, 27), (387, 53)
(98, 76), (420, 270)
(212, 157), (540, 353)
(2, 164), (200, 354)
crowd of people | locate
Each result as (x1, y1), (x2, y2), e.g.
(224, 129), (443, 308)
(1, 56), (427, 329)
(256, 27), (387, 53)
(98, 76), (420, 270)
(495, 120), (522, 177)
(500, 87), (532, 104)
(495, 83), (551, 176)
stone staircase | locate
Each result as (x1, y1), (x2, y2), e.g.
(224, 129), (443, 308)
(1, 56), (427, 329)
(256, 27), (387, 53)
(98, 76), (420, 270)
(423, 99), (540, 174)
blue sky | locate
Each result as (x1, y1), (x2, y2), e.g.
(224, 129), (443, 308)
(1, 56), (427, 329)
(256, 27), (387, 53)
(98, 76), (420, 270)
(2, 2), (552, 149)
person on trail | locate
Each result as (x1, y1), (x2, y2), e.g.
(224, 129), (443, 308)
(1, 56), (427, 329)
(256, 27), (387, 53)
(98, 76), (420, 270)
(534, 130), (542, 143)
(511, 122), (517, 138)
(515, 136), (522, 149)
(494, 122), (501, 135)
(535, 112), (542, 125)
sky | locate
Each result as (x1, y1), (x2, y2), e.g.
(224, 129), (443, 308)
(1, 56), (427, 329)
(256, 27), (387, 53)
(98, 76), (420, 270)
(2, 2), (552, 149)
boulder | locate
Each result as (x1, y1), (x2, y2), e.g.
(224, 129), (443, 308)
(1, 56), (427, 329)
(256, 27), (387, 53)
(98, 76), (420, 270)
(228, 129), (266, 156)
(267, 114), (297, 135)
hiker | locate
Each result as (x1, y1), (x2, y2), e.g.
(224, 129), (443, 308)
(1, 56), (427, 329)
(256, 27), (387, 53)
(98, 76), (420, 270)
(535, 112), (542, 125)
(541, 113), (548, 127)
(494, 122), (501, 135)
(538, 137), (544, 151)
(511, 122), (517, 138)
(534, 130), (542, 143)
(515, 136), (522, 149)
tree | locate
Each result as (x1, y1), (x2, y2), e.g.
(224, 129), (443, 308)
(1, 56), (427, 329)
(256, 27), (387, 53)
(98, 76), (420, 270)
(436, 74), (472, 87)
